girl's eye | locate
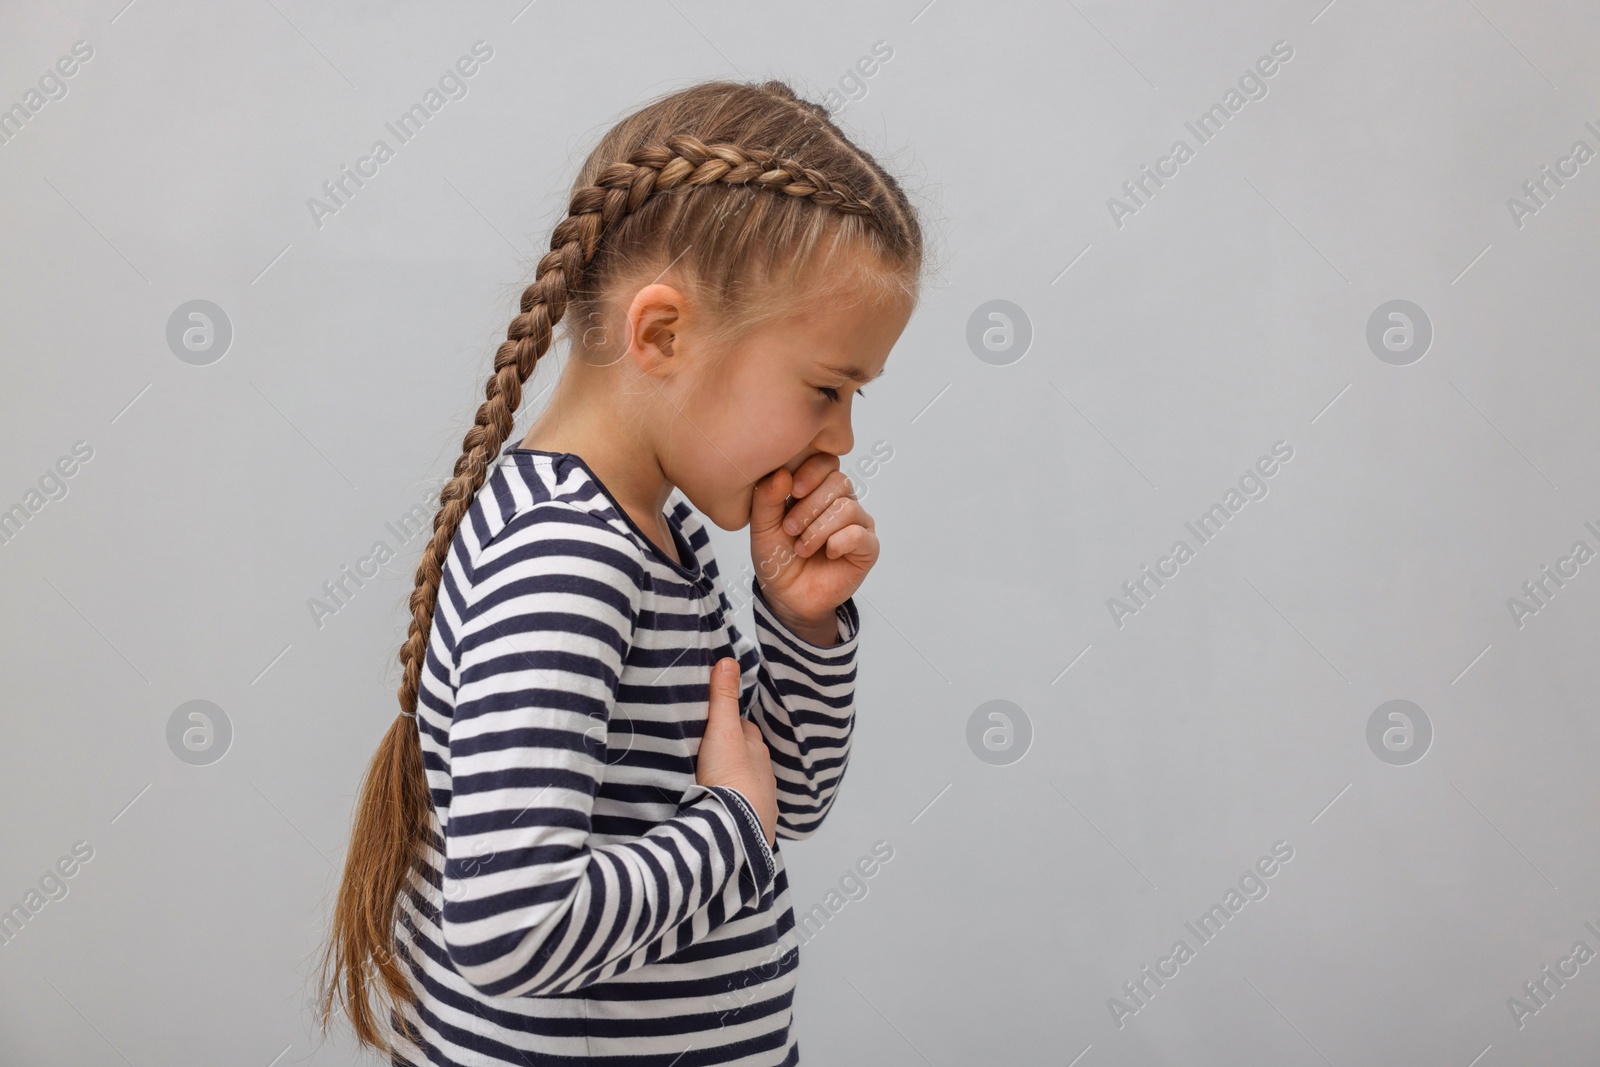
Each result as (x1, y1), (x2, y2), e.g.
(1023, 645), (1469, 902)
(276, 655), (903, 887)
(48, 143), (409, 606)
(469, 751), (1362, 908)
(817, 386), (864, 403)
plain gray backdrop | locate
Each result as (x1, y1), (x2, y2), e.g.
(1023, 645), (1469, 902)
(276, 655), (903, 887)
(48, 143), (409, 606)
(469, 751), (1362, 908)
(3, 1), (1599, 1064)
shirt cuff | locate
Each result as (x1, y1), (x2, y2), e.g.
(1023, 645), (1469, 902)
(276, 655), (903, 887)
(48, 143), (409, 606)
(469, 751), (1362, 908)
(710, 785), (775, 883)
(751, 578), (861, 660)
(680, 783), (776, 909)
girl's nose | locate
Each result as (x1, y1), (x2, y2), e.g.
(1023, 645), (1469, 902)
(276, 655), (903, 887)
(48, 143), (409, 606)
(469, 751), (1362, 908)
(816, 407), (854, 458)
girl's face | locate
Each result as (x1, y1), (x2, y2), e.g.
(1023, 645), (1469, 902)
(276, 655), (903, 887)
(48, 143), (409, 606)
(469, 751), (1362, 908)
(660, 279), (915, 531)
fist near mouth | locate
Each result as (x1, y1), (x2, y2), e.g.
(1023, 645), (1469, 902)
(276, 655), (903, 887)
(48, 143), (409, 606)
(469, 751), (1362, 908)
(748, 456), (877, 645)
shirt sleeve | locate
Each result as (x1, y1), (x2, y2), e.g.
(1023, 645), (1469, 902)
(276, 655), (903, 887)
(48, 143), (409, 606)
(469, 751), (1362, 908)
(724, 575), (861, 840)
(440, 503), (776, 998)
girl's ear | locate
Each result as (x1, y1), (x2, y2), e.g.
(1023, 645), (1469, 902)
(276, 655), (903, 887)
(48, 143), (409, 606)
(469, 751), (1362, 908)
(626, 283), (686, 377)
(647, 321), (675, 358)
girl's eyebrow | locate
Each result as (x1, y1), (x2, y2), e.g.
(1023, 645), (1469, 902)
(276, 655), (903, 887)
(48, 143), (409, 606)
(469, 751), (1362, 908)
(819, 363), (886, 384)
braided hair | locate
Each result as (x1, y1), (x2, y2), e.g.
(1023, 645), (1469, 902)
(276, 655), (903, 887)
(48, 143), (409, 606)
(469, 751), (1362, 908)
(313, 78), (925, 1060)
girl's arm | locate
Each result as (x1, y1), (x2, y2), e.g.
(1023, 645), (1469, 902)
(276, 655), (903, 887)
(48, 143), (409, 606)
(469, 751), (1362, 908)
(726, 576), (862, 840)
(437, 505), (775, 998)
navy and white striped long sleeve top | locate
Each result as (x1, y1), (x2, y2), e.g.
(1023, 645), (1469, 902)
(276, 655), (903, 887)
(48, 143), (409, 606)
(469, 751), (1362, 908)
(391, 445), (861, 1066)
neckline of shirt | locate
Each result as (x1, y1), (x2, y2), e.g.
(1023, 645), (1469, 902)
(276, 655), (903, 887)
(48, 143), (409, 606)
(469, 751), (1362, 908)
(507, 446), (706, 585)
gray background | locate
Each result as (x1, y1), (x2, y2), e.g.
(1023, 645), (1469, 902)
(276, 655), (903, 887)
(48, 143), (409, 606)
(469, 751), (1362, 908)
(2, 0), (1598, 1064)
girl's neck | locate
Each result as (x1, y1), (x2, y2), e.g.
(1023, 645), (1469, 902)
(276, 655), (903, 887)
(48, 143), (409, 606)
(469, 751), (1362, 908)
(517, 427), (681, 567)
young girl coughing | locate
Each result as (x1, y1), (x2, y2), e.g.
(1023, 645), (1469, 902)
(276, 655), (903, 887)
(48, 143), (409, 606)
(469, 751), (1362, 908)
(316, 79), (925, 1066)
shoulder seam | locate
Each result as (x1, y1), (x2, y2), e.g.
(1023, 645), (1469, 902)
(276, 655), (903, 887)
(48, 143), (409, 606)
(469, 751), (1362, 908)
(461, 497), (650, 615)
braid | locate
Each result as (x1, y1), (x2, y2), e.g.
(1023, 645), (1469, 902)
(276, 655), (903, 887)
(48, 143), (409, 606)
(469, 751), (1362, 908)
(318, 79), (924, 1064)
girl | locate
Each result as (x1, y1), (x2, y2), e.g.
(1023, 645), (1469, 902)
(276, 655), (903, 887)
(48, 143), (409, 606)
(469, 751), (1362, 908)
(316, 78), (925, 1065)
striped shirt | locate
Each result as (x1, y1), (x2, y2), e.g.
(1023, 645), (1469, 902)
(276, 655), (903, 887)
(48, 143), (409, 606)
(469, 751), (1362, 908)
(392, 445), (861, 1066)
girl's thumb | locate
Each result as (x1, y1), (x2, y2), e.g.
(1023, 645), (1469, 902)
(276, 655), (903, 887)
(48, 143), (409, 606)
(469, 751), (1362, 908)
(710, 657), (740, 705)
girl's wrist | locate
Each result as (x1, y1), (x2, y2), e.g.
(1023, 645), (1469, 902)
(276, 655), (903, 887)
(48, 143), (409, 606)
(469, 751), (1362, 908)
(753, 578), (839, 646)
(771, 605), (839, 647)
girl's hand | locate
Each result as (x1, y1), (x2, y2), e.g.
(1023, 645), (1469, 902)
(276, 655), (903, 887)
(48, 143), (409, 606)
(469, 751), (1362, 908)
(749, 455), (878, 644)
(696, 657), (778, 846)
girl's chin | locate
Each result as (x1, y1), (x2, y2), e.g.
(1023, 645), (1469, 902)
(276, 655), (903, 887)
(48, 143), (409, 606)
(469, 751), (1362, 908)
(693, 491), (749, 533)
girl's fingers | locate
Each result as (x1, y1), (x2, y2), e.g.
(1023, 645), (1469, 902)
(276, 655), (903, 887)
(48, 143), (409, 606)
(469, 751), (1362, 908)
(783, 470), (866, 541)
(788, 453), (842, 501)
(795, 494), (872, 557)
(823, 522), (877, 562)
(750, 467), (796, 540)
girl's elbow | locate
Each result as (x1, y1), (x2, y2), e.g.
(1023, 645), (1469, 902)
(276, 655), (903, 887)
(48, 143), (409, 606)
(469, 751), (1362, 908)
(441, 924), (515, 995)
(440, 916), (566, 998)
